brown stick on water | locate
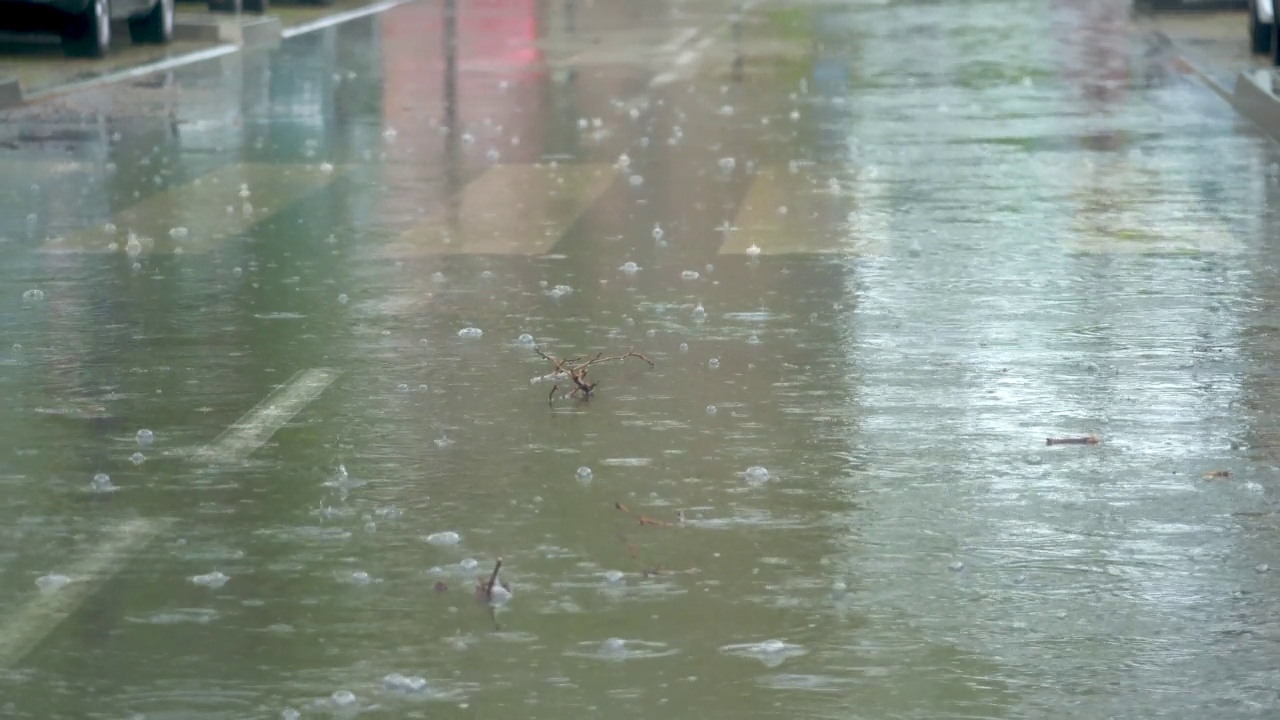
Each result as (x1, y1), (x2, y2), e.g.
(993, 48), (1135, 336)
(482, 557), (503, 597)
(1046, 436), (1099, 446)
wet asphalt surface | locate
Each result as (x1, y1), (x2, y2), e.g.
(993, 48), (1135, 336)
(3, 0), (1280, 718)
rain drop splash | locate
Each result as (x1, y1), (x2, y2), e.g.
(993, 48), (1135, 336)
(708, 358), (720, 369)
(36, 573), (72, 593)
(742, 466), (770, 485)
(692, 303), (706, 320)
(652, 224), (664, 240)
(457, 327), (484, 339)
(576, 466), (593, 482)
(191, 571), (230, 588)
(136, 428), (154, 446)
(130, 452), (146, 466)
(681, 270), (701, 281)
(718, 157), (736, 172)
(721, 639), (807, 667)
(383, 673), (430, 693)
(425, 531), (461, 546)
(620, 261), (640, 275)
(330, 690), (357, 707)
(517, 333), (536, 346)
(745, 243), (762, 257)
(22, 289), (45, 302)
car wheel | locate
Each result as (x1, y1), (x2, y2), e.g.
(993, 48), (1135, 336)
(128, 0), (174, 44)
(1252, 0), (1274, 55)
(63, 0), (111, 58)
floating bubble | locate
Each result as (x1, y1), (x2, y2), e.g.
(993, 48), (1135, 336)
(743, 466), (770, 484)
(348, 570), (372, 586)
(383, 673), (429, 692)
(103, 222), (117, 235)
(790, 110), (801, 121)
(191, 571), (229, 588)
(692, 304), (706, 319)
(36, 573), (72, 593)
(130, 452), (146, 465)
(517, 333), (535, 346)
(718, 157), (736, 172)
(719, 105), (734, 116)
(460, 558), (479, 570)
(548, 284), (573, 299)
(337, 293), (349, 304)
(652, 223), (664, 240)
(169, 227), (188, 239)
(604, 570), (625, 584)
(457, 327), (483, 339)
(576, 466), (593, 482)
(949, 561), (965, 572)
(708, 358), (720, 369)
(426, 531), (461, 546)
(706, 405), (717, 415)
(22, 288), (45, 301)
(628, 175), (644, 187)
(620, 261), (640, 274)
(616, 153), (631, 169)
(330, 690), (357, 707)
(679, 342), (689, 352)
(136, 428), (154, 446)
(90, 472), (116, 493)
(681, 270), (700, 281)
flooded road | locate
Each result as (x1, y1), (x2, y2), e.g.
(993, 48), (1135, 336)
(2, 0), (1280, 717)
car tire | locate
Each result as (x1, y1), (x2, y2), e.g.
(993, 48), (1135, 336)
(1252, 0), (1274, 55)
(63, 0), (111, 58)
(128, 0), (174, 44)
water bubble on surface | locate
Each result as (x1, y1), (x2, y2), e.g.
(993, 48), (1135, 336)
(486, 148), (500, 162)
(1256, 563), (1270, 573)
(620, 261), (640, 274)
(616, 153), (631, 169)
(383, 673), (429, 692)
(517, 333), (536, 345)
(281, 709), (300, 720)
(628, 174), (644, 187)
(692, 303), (706, 319)
(330, 690), (357, 707)
(90, 472), (116, 493)
(36, 573), (72, 592)
(457, 327), (483, 339)
(169, 226), (188, 239)
(949, 561), (965, 572)
(789, 110), (801, 121)
(103, 222), (117, 235)
(719, 104), (734, 116)
(22, 288), (45, 301)
(708, 358), (720, 369)
(652, 223), (664, 240)
(136, 428), (154, 446)
(426, 531), (461, 546)
(706, 405), (717, 415)
(337, 293), (349, 304)
(125, 234), (143, 257)
(604, 570), (626, 584)
(130, 452), (146, 465)
(743, 466), (770, 485)
(721, 639), (806, 667)
(681, 270), (701, 281)
(576, 466), (593, 482)
(548, 284), (573, 299)
(460, 558), (479, 571)
(679, 342), (689, 352)
(348, 570), (372, 586)
(191, 571), (230, 588)
(745, 243), (762, 257)
(718, 157), (736, 172)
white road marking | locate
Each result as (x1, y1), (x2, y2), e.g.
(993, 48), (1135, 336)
(191, 368), (339, 463)
(282, 0), (410, 39)
(660, 26), (700, 53)
(23, 44), (239, 103)
(0, 517), (170, 669)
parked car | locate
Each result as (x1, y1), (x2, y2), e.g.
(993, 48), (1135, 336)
(0, 0), (173, 57)
(1252, 0), (1275, 56)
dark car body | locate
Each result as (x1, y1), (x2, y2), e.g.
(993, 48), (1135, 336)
(0, 0), (157, 31)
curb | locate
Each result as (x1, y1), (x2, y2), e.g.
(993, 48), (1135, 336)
(0, 76), (20, 110)
(174, 13), (283, 47)
(1234, 69), (1280, 141)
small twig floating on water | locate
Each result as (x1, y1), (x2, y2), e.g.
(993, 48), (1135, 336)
(1203, 469), (1231, 479)
(475, 557), (506, 601)
(535, 347), (654, 403)
(1046, 436), (1099, 446)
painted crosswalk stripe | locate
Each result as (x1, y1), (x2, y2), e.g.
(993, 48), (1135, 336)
(191, 368), (339, 464)
(0, 517), (169, 669)
(720, 167), (886, 256)
(44, 163), (340, 255)
(382, 163), (618, 258)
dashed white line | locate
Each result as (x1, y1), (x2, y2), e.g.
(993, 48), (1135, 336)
(191, 368), (339, 463)
(0, 518), (170, 669)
